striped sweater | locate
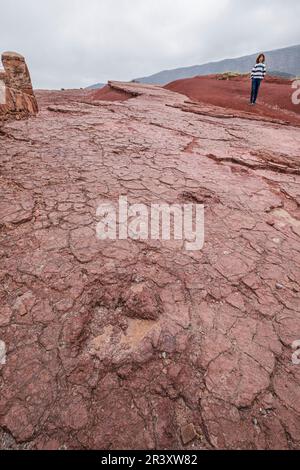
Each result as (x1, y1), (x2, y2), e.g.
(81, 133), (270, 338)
(251, 63), (266, 80)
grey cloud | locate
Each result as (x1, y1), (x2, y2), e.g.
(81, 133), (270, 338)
(0, 0), (299, 88)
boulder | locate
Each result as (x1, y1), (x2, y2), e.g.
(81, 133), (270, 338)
(0, 51), (38, 124)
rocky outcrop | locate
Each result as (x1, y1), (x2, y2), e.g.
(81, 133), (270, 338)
(165, 75), (300, 127)
(0, 51), (38, 124)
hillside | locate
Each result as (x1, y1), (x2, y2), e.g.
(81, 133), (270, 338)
(1, 79), (300, 449)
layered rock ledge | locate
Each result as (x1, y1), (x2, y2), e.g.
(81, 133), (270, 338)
(0, 81), (300, 450)
(0, 51), (38, 124)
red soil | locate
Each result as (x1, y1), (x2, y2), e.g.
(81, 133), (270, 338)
(90, 84), (131, 102)
(165, 75), (300, 126)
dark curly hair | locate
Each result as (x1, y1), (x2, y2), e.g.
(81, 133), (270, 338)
(256, 53), (266, 64)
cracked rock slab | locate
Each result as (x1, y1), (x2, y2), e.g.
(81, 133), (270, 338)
(0, 81), (299, 450)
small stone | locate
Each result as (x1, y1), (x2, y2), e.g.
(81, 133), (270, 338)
(0, 305), (13, 327)
(261, 392), (275, 410)
(122, 281), (162, 321)
(275, 283), (284, 290)
(181, 423), (197, 445)
(259, 408), (267, 416)
(13, 292), (35, 317)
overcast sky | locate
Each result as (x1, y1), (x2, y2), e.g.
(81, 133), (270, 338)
(0, 0), (299, 89)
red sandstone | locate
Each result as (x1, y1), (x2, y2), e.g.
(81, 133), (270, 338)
(90, 84), (132, 102)
(0, 51), (38, 123)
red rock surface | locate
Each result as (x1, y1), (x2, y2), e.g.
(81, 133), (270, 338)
(0, 52), (38, 124)
(0, 80), (300, 450)
(90, 83), (133, 102)
(165, 74), (300, 126)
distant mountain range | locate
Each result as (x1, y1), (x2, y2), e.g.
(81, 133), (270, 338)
(135, 44), (300, 85)
(85, 82), (105, 90)
(268, 71), (295, 79)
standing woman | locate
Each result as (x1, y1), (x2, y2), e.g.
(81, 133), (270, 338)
(250, 53), (266, 104)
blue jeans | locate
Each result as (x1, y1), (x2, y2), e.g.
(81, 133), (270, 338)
(250, 78), (262, 103)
